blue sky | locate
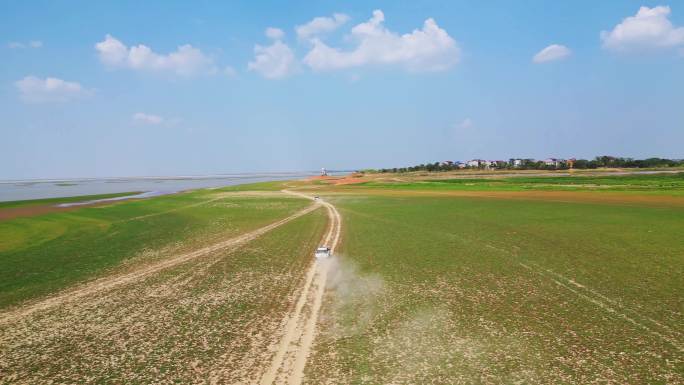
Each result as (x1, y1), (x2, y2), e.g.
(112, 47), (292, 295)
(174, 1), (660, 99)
(2, 0), (683, 179)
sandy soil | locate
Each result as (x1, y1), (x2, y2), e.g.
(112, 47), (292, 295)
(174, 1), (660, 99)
(258, 190), (342, 385)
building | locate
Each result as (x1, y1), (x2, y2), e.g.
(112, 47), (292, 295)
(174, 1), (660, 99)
(509, 158), (523, 167)
(543, 158), (565, 167)
(467, 159), (482, 168)
(493, 160), (508, 168)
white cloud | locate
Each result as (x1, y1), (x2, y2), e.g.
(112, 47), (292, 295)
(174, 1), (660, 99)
(95, 34), (216, 75)
(601, 6), (684, 52)
(15, 76), (91, 103)
(533, 44), (571, 63)
(265, 27), (285, 40)
(247, 29), (297, 79)
(133, 112), (164, 125)
(302, 10), (459, 72)
(296, 13), (350, 40)
(8, 40), (42, 49)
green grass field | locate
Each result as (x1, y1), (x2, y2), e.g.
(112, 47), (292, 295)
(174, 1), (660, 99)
(0, 188), (309, 308)
(1, 201), (327, 383)
(1, 174), (682, 384)
(305, 188), (683, 383)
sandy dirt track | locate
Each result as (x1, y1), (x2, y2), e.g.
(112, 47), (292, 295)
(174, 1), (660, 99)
(0, 201), (320, 325)
(258, 190), (342, 385)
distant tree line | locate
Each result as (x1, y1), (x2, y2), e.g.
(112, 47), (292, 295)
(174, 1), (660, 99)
(372, 156), (684, 174)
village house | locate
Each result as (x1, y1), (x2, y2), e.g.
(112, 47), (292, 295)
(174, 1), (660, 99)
(467, 159), (482, 168)
(543, 158), (565, 167)
(493, 160), (507, 169)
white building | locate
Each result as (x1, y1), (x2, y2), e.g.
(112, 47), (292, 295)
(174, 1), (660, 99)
(543, 158), (564, 167)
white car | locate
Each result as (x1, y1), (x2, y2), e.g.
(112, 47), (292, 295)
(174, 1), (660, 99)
(315, 247), (331, 258)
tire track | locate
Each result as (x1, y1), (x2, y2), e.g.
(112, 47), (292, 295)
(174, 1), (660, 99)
(519, 262), (683, 352)
(483, 243), (683, 351)
(259, 191), (341, 385)
(532, 262), (681, 338)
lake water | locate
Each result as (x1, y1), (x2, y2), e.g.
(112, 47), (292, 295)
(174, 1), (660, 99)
(0, 172), (336, 202)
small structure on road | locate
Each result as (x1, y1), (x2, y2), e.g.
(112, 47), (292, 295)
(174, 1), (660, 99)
(315, 247), (331, 258)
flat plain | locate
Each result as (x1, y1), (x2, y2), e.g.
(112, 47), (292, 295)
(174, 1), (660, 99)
(0, 170), (682, 384)
(303, 171), (683, 384)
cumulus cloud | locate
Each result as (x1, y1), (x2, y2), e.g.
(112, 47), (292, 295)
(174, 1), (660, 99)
(533, 44), (571, 63)
(95, 34), (216, 75)
(8, 40), (42, 49)
(601, 6), (684, 52)
(133, 112), (164, 125)
(247, 28), (297, 79)
(15, 76), (91, 103)
(302, 10), (459, 72)
(296, 13), (350, 40)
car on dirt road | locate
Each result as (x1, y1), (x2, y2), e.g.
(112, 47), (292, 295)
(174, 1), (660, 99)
(315, 247), (331, 258)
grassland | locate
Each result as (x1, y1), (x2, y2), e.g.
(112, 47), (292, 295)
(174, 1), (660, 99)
(0, 188), (309, 308)
(302, 174), (683, 384)
(0, 202), (327, 383)
(1, 172), (682, 384)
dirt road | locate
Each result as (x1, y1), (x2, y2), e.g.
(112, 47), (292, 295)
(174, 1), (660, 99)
(259, 191), (342, 385)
